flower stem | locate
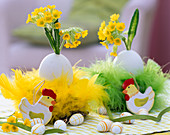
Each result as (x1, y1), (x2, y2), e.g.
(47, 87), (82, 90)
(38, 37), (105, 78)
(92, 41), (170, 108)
(60, 40), (65, 52)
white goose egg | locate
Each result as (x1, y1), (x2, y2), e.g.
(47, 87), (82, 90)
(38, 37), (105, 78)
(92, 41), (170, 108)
(113, 50), (144, 75)
(97, 106), (107, 115)
(31, 124), (45, 135)
(120, 112), (135, 124)
(54, 120), (67, 131)
(97, 119), (113, 132)
(137, 108), (149, 115)
(69, 113), (84, 126)
(110, 122), (123, 134)
(30, 118), (44, 127)
(39, 53), (73, 85)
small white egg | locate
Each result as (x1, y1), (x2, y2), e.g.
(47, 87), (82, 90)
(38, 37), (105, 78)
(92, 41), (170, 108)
(69, 113), (84, 126)
(97, 106), (107, 115)
(137, 108), (149, 115)
(31, 124), (45, 135)
(54, 120), (67, 131)
(110, 122), (123, 134)
(30, 118), (44, 127)
(97, 119), (113, 132)
(120, 112), (135, 124)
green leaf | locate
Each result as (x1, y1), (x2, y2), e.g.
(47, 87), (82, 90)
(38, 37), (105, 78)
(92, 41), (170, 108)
(0, 122), (31, 132)
(127, 9), (139, 50)
(105, 106), (170, 122)
(44, 128), (65, 134)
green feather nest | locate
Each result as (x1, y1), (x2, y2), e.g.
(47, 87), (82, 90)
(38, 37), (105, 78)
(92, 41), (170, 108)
(82, 56), (170, 112)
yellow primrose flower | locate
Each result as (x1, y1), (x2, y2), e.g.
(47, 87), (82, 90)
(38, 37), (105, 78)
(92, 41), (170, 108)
(103, 27), (111, 37)
(37, 18), (45, 27)
(51, 5), (56, 9)
(13, 111), (23, 118)
(110, 14), (119, 21)
(73, 40), (81, 47)
(44, 15), (53, 23)
(116, 22), (125, 31)
(34, 8), (39, 13)
(63, 33), (70, 40)
(47, 5), (52, 9)
(1, 123), (11, 132)
(99, 21), (106, 31)
(7, 116), (16, 123)
(107, 36), (114, 44)
(26, 14), (32, 24)
(110, 52), (117, 57)
(98, 30), (106, 40)
(81, 30), (88, 38)
(31, 11), (38, 16)
(39, 7), (45, 12)
(100, 42), (109, 49)
(75, 33), (81, 39)
(44, 11), (51, 16)
(59, 31), (63, 36)
(64, 43), (72, 48)
(11, 125), (18, 132)
(114, 38), (121, 45)
(53, 10), (62, 19)
(108, 21), (116, 31)
(55, 22), (61, 29)
(31, 8), (39, 16)
(23, 118), (31, 127)
(47, 5), (56, 9)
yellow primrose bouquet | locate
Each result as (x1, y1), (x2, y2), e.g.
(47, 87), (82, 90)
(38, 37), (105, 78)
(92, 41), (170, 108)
(26, 5), (88, 84)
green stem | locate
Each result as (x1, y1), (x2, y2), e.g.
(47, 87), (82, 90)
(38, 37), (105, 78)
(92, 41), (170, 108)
(54, 29), (60, 54)
(44, 28), (57, 54)
(122, 37), (130, 50)
(60, 40), (65, 52)
(54, 19), (60, 55)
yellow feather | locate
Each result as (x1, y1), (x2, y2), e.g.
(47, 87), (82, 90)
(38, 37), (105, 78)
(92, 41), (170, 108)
(0, 67), (109, 122)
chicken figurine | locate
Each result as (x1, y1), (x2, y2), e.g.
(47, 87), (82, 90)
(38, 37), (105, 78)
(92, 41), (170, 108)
(19, 88), (56, 125)
(122, 78), (155, 114)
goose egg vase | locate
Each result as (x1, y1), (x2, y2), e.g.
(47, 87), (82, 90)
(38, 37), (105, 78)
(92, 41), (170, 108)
(39, 53), (73, 85)
(113, 50), (144, 75)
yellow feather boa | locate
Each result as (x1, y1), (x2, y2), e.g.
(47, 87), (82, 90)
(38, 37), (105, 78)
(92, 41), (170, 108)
(0, 66), (109, 122)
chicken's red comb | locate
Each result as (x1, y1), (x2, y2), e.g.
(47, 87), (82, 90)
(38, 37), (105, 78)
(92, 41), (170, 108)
(122, 78), (134, 89)
(42, 88), (56, 99)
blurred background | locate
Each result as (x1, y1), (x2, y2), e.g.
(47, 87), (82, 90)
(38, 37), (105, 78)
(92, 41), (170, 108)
(0, 0), (170, 75)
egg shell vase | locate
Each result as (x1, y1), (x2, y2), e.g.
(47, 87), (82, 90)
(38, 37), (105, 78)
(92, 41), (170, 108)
(113, 50), (144, 75)
(39, 53), (73, 85)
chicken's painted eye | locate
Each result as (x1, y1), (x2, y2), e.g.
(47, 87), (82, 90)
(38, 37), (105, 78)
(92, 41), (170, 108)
(128, 86), (130, 88)
(47, 97), (49, 99)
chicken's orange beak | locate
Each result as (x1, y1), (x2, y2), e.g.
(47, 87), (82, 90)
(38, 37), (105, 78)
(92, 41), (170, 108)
(51, 101), (56, 105)
(122, 90), (127, 94)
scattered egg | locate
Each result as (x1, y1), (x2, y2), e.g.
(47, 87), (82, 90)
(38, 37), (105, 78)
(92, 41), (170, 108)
(120, 112), (135, 124)
(30, 118), (44, 127)
(137, 108), (149, 115)
(69, 113), (84, 126)
(97, 119), (113, 132)
(31, 124), (45, 135)
(97, 106), (107, 115)
(54, 120), (67, 131)
(110, 122), (123, 134)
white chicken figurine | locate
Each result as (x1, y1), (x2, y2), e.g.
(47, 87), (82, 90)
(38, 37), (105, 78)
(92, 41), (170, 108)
(19, 88), (56, 125)
(122, 78), (155, 114)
